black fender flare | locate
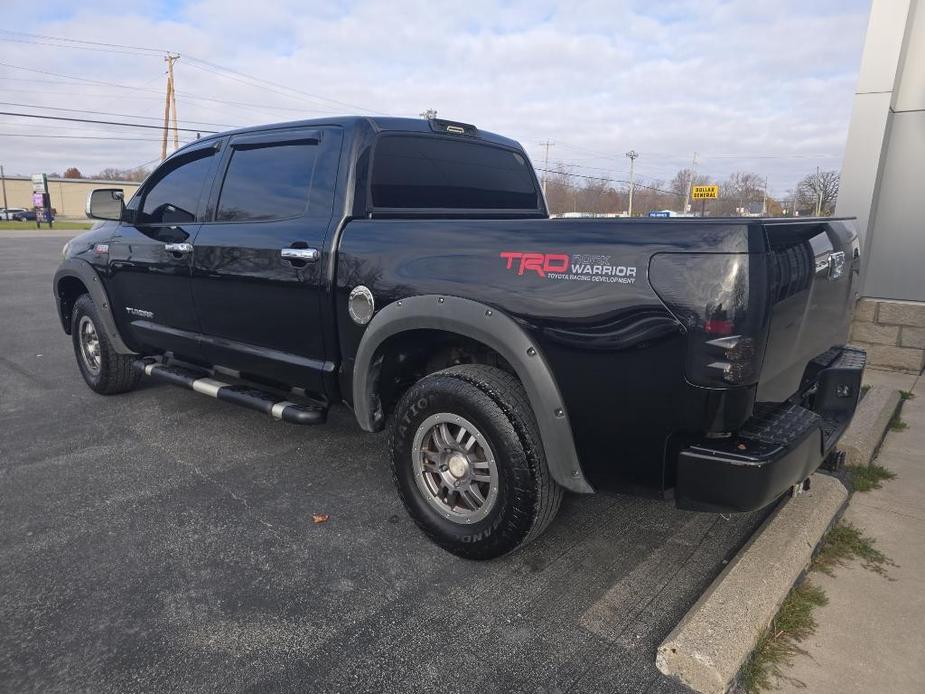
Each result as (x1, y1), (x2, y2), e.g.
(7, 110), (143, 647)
(352, 294), (593, 494)
(53, 258), (136, 355)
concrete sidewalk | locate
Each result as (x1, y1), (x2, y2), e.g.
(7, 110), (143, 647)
(776, 368), (925, 693)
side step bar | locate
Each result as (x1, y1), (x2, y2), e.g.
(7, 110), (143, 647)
(134, 360), (327, 425)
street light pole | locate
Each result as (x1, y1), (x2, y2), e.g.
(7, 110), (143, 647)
(626, 150), (638, 216)
(539, 140), (554, 198)
(685, 151), (697, 214)
(814, 165), (822, 216)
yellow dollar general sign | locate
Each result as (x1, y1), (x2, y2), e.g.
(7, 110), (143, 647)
(692, 185), (719, 200)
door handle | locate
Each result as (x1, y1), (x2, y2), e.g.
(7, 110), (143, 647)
(164, 242), (193, 254)
(281, 248), (320, 262)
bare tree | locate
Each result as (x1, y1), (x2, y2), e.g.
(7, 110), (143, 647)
(542, 165), (629, 216)
(713, 171), (765, 216)
(796, 170), (839, 215)
(93, 166), (151, 182)
(543, 165), (579, 215)
(669, 168), (713, 212)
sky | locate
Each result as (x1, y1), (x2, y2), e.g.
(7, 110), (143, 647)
(0, 0), (871, 198)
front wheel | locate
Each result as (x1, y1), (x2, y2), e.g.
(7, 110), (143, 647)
(70, 294), (140, 395)
(388, 365), (562, 560)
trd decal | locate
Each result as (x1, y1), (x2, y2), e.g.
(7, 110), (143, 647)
(499, 251), (637, 284)
(499, 251), (569, 278)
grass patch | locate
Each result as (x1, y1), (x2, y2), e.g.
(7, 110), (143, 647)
(739, 521), (895, 692)
(739, 581), (828, 693)
(813, 521), (895, 577)
(889, 396), (910, 432)
(860, 384), (871, 397)
(0, 221), (92, 231)
(847, 462), (896, 493)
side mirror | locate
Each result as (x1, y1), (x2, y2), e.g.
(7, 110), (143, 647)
(86, 188), (124, 221)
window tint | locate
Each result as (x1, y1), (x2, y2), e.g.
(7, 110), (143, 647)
(139, 148), (215, 225)
(216, 142), (318, 222)
(371, 136), (539, 210)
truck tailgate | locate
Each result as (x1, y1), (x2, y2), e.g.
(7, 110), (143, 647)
(757, 219), (860, 402)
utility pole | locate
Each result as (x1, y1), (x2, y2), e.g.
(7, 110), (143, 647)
(625, 150), (638, 216)
(161, 53), (180, 160)
(762, 176), (768, 216)
(684, 151), (698, 214)
(0, 165), (8, 213)
(539, 140), (554, 197)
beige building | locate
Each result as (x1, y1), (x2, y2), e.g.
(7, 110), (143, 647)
(0, 175), (141, 220)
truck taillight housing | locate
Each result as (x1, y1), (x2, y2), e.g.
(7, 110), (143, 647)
(649, 253), (769, 387)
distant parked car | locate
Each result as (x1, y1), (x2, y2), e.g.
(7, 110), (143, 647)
(0, 207), (28, 220)
(12, 209), (37, 221)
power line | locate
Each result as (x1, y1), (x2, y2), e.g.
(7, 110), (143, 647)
(0, 30), (165, 54)
(531, 157), (663, 185)
(0, 63), (347, 117)
(181, 55), (385, 115)
(535, 167), (676, 196)
(0, 111), (217, 134)
(0, 29), (387, 115)
(551, 139), (842, 164)
(0, 36), (164, 58)
(181, 61), (367, 115)
(0, 132), (192, 143)
(0, 101), (239, 129)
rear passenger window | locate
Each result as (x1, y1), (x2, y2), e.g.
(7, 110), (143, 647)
(371, 135), (539, 210)
(216, 142), (318, 222)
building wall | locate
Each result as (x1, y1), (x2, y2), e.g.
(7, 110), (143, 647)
(0, 177), (141, 219)
(862, 0), (925, 301)
(851, 298), (925, 373)
(838, 0), (924, 302)
(839, 0), (925, 373)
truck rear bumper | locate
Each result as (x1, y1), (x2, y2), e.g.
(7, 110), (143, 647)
(675, 346), (866, 513)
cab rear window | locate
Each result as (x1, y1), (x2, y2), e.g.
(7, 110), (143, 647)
(370, 135), (539, 210)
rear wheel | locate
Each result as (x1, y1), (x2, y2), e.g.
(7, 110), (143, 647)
(389, 364), (562, 559)
(71, 294), (140, 395)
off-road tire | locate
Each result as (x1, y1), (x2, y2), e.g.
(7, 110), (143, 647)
(71, 293), (140, 395)
(389, 364), (563, 559)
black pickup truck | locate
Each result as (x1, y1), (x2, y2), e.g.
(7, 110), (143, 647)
(54, 116), (865, 559)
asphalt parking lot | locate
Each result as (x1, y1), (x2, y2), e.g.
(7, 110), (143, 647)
(0, 232), (771, 693)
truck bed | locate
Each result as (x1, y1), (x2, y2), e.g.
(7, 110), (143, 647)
(336, 216), (860, 495)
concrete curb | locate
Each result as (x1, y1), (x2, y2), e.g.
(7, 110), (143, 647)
(840, 384), (901, 467)
(655, 474), (848, 694)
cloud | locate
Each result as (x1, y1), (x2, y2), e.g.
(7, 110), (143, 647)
(0, 0), (870, 196)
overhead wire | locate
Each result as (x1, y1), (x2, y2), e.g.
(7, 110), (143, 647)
(0, 132), (193, 143)
(0, 30), (387, 115)
(0, 101), (240, 129)
(0, 62), (347, 118)
(535, 167), (676, 196)
(0, 30), (165, 55)
(0, 111), (218, 134)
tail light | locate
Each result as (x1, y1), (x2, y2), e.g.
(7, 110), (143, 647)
(649, 253), (769, 387)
